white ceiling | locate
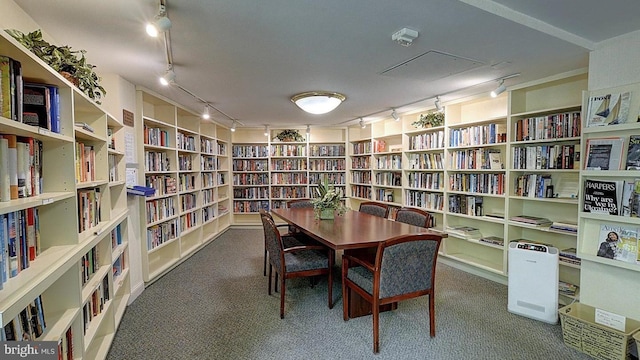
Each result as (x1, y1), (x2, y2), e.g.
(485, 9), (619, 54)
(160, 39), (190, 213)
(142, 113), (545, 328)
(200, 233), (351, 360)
(10, 0), (640, 128)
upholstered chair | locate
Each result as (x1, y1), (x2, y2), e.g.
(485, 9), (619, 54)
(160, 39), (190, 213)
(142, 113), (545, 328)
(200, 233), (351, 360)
(358, 201), (390, 218)
(342, 233), (442, 353)
(395, 207), (433, 228)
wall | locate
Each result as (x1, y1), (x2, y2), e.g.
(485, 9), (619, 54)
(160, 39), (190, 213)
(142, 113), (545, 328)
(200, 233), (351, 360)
(581, 30), (640, 320)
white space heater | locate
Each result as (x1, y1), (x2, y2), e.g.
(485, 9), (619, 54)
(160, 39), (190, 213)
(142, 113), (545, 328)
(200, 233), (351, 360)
(508, 242), (559, 324)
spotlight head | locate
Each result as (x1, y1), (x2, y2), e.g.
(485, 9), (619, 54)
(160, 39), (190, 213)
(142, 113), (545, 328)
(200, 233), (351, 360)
(391, 109), (400, 122)
(159, 69), (175, 86)
(434, 97), (443, 112)
(202, 106), (210, 120)
(491, 81), (506, 98)
(230, 121), (236, 132)
(359, 118), (366, 128)
(146, 5), (172, 37)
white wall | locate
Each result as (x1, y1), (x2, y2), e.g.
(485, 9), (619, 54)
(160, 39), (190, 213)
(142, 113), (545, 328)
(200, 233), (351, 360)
(581, 30), (640, 320)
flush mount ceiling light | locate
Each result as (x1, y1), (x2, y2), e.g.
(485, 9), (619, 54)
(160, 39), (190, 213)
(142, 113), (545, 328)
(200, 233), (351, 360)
(490, 80), (506, 98)
(391, 109), (400, 122)
(146, 4), (172, 37)
(291, 91), (346, 115)
(159, 68), (175, 86)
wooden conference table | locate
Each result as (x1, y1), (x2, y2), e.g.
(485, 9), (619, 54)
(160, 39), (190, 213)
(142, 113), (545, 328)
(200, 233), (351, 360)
(271, 207), (445, 317)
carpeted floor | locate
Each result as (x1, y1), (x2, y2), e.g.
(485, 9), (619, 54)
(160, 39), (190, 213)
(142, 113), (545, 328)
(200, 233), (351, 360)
(106, 228), (591, 360)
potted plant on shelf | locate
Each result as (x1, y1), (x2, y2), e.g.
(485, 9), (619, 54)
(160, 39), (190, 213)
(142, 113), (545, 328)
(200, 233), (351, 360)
(311, 178), (347, 220)
(274, 129), (304, 142)
(412, 111), (444, 129)
(5, 29), (107, 104)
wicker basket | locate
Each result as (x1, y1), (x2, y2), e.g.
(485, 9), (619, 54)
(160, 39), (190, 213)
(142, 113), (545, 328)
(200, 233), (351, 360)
(559, 303), (640, 360)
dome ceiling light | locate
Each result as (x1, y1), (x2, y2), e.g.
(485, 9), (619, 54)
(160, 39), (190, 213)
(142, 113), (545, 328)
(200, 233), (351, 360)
(291, 91), (346, 115)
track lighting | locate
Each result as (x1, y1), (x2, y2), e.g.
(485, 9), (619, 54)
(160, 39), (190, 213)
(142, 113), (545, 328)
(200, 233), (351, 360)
(359, 118), (366, 128)
(146, 4), (172, 37)
(491, 80), (506, 98)
(159, 68), (175, 86)
(230, 121), (236, 132)
(202, 105), (210, 120)
(264, 125), (269, 136)
(391, 109), (400, 122)
(434, 97), (443, 112)
(306, 125), (310, 135)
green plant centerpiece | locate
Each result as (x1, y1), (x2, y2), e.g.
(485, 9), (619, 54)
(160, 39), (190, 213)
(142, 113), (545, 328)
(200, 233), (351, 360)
(274, 129), (304, 142)
(6, 29), (106, 104)
(311, 178), (347, 220)
(412, 111), (444, 129)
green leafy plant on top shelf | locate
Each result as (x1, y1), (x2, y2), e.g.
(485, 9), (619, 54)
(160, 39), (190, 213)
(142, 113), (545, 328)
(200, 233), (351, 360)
(5, 29), (106, 104)
(274, 129), (305, 142)
(311, 178), (347, 219)
(412, 111), (444, 128)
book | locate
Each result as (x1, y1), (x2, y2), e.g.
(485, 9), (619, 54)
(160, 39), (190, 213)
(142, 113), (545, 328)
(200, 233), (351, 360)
(445, 225), (481, 239)
(586, 92), (632, 127)
(626, 135), (640, 169)
(1, 134), (19, 199)
(583, 179), (624, 215)
(509, 215), (552, 226)
(596, 223), (639, 264)
(479, 235), (504, 247)
(584, 137), (624, 170)
(0, 137), (9, 202)
(22, 83), (50, 129)
(489, 150), (503, 170)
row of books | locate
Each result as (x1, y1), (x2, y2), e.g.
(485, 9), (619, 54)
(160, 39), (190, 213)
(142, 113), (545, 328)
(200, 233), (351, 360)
(352, 141), (372, 155)
(513, 111), (581, 142)
(78, 188), (102, 233)
(308, 144), (346, 157)
(75, 141), (96, 183)
(448, 194), (483, 216)
(449, 148), (503, 170)
(1, 56), (61, 133)
(232, 159), (268, 172)
(405, 190), (444, 210)
(0, 208), (40, 287)
(407, 152), (444, 170)
(513, 174), (554, 199)
(512, 144), (578, 170)
(407, 172), (443, 190)
(271, 144), (306, 157)
(449, 123), (507, 147)
(308, 159), (346, 171)
(448, 173), (505, 195)
(232, 145), (269, 158)
(82, 275), (110, 334)
(408, 130), (445, 150)
(81, 246), (100, 287)
(2, 295), (46, 341)
(0, 135), (43, 202)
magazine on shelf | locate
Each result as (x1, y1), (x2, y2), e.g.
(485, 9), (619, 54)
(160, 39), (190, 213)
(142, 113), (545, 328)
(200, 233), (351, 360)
(596, 223), (639, 265)
(583, 179), (624, 215)
(584, 137), (624, 170)
(509, 215), (552, 226)
(445, 225), (481, 239)
(585, 92), (631, 127)
(626, 135), (640, 170)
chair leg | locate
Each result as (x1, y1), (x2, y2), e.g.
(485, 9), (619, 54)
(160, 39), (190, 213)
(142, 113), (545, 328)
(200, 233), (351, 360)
(429, 292), (435, 337)
(342, 272), (349, 321)
(263, 249), (267, 276)
(275, 272), (279, 292)
(373, 299), (380, 353)
(280, 276), (286, 319)
(328, 256), (334, 309)
(268, 265), (272, 295)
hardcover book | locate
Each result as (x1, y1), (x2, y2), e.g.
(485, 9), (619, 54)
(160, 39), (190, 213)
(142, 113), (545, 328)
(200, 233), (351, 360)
(597, 223), (639, 264)
(586, 92), (632, 127)
(583, 179), (623, 215)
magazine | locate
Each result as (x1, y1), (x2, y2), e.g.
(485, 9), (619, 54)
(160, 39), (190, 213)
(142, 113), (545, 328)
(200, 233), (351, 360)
(597, 223), (639, 265)
(626, 135), (640, 170)
(583, 179), (623, 215)
(584, 137), (624, 170)
(586, 92), (631, 127)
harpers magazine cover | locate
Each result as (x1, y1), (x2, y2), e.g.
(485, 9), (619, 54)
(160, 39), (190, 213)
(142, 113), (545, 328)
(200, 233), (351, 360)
(583, 179), (623, 215)
(597, 224), (639, 265)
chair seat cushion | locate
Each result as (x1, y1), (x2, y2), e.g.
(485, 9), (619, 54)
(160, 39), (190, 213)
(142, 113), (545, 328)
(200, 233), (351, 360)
(347, 266), (374, 295)
(285, 250), (328, 272)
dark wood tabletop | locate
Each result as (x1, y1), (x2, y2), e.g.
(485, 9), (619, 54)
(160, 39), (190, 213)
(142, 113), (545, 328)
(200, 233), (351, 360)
(271, 207), (444, 250)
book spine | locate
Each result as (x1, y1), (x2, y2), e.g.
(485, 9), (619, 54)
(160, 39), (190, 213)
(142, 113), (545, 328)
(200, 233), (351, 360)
(2, 135), (19, 199)
(0, 138), (10, 201)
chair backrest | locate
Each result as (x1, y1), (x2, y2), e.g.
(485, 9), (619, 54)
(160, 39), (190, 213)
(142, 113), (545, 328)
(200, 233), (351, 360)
(359, 202), (390, 218)
(287, 199), (314, 209)
(261, 215), (284, 270)
(375, 234), (442, 299)
(395, 207), (433, 228)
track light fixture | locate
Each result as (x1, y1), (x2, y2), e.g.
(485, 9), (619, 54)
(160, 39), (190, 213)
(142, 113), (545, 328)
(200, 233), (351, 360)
(434, 97), (443, 112)
(202, 105), (210, 120)
(391, 109), (400, 122)
(230, 121), (236, 132)
(264, 125), (269, 136)
(491, 80), (506, 98)
(146, 4), (172, 37)
(306, 125), (310, 135)
(159, 67), (175, 86)
(359, 118), (366, 128)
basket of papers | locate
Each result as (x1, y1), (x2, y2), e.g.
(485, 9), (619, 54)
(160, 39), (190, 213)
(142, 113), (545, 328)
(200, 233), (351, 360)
(559, 303), (640, 360)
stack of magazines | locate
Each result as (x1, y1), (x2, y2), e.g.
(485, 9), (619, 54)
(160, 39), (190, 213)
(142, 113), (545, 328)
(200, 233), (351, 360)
(559, 247), (581, 266)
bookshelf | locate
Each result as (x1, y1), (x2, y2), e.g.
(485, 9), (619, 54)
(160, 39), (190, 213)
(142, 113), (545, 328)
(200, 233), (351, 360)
(0, 30), (129, 359)
(577, 80), (640, 318)
(231, 127), (347, 223)
(135, 89), (231, 283)
(348, 125), (373, 209)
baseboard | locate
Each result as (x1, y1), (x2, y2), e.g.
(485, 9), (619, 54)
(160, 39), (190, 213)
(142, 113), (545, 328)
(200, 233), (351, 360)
(129, 281), (145, 305)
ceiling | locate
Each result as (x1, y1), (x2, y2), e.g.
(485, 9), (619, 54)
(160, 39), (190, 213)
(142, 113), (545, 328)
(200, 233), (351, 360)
(11, 0), (640, 129)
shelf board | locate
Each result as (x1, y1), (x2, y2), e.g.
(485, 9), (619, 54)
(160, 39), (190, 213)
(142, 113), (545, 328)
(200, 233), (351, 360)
(440, 253), (504, 274)
(0, 117), (74, 143)
(0, 192), (75, 213)
(510, 104), (581, 118)
(578, 253), (640, 273)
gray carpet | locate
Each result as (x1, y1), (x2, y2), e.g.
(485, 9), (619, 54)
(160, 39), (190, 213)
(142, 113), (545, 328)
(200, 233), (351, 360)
(106, 228), (590, 360)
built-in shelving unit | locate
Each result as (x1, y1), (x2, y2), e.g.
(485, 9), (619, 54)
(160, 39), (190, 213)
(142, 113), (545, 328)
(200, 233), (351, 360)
(0, 30), (129, 360)
(135, 89), (231, 283)
(231, 127), (347, 223)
